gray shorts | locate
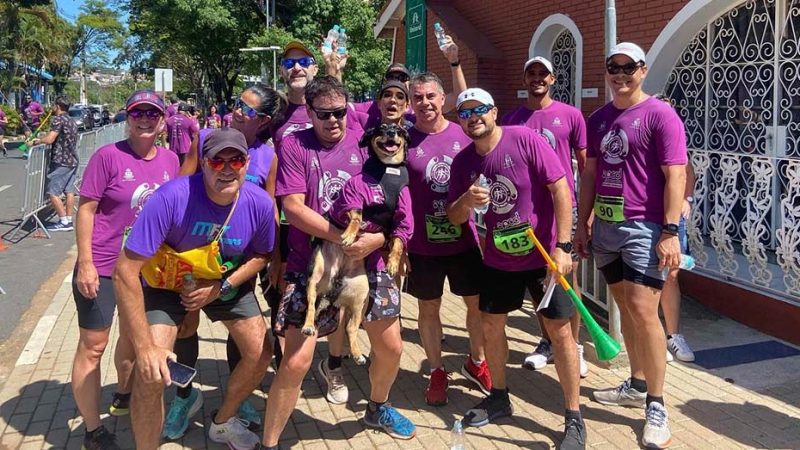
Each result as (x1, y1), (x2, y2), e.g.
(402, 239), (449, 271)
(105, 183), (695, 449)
(144, 284), (261, 326)
(591, 219), (666, 290)
(46, 164), (78, 196)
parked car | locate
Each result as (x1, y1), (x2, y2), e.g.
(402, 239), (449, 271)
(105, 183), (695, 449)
(67, 107), (90, 131)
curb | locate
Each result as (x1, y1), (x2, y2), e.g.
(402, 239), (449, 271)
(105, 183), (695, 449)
(14, 273), (71, 366)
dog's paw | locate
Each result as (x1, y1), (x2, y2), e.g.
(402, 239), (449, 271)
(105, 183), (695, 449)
(386, 260), (399, 277)
(341, 231), (357, 247)
(301, 326), (317, 336)
(352, 354), (367, 365)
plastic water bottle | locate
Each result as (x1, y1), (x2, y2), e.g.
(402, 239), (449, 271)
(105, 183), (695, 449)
(679, 254), (696, 270)
(450, 420), (465, 450)
(434, 22), (448, 49)
(322, 25), (339, 55)
(336, 27), (348, 55)
(182, 274), (196, 293)
(474, 174), (490, 215)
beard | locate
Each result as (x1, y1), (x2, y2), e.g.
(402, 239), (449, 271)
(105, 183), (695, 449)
(468, 121), (495, 140)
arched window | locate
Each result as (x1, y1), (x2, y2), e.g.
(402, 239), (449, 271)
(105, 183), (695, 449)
(550, 29), (577, 106)
(663, 0), (800, 299)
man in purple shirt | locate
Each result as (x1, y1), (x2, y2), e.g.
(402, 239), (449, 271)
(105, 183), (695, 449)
(265, 76), (416, 447)
(576, 43), (686, 449)
(501, 56), (590, 377)
(23, 94), (45, 130)
(165, 96), (179, 119)
(166, 102), (199, 165)
(405, 72), (491, 407)
(113, 128), (276, 449)
(447, 89), (584, 449)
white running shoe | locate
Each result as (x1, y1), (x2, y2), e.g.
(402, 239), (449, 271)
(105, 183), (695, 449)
(577, 343), (589, 378)
(642, 402), (672, 448)
(593, 378), (647, 408)
(208, 416), (260, 450)
(523, 339), (553, 370)
(667, 334), (695, 362)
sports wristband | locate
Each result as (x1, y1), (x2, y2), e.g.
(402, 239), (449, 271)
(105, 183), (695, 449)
(450, 60), (460, 67)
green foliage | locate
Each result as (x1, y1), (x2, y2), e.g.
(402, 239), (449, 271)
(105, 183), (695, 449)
(0, 105), (23, 135)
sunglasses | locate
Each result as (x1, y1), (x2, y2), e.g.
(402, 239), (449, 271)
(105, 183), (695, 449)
(385, 72), (410, 83)
(127, 109), (162, 120)
(281, 56), (316, 70)
(234, 99), (264, 118)
(606, 62), (643, 75)
(457, 104), (493, 120)
(206, 155), (247, 172)
(310, 107), (347, 121)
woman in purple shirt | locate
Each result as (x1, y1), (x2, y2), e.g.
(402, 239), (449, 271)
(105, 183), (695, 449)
(72, 90), (179, 449)
(206, 105), (222, 129)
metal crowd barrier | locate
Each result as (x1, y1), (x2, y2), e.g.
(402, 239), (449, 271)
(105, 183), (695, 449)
(10, 144), (51, 239)
(10, 122), (127, 240)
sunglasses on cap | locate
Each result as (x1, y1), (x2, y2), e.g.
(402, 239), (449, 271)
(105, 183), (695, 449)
(606, 62), (643, 76)
(127, 109), (163, 120)
(281, 56), (316, 70)
(310, 107), (347, 121)
(385, 71), (410, 83)
(457, 104), (493, 120)
(234, 98), (265, 118)
(206, 155), (247, 172)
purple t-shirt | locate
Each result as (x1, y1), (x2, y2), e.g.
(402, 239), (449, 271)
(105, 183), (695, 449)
(587, 96), (688, 224)
(501, 101), (587, 205)
(271, 102), (364, 152)
(331, 167), (413, 269)
(166, 104), (178, 119)
(222, 113), (233, 128)
(449, 126), (566, 271)
(206, 114), (222, 128)
(79, 141), (180, 276)
(25, 101), (44, 127)
(0, 109), (6, 132)
(276, 128), (368, 273)
(406, 122), (479, 256)
(125, 174), (276, 264)
(353, 100), (416, 131)
(245, 139), (275, 188)
(166, 114), (199, 155)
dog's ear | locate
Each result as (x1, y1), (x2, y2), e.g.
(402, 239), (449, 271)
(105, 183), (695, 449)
(359, 127), (376, 148)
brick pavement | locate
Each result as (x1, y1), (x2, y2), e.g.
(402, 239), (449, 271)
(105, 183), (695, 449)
(1, 274), (799, 449)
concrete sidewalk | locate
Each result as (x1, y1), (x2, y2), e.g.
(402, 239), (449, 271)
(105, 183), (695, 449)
(1, 273), (799, 449)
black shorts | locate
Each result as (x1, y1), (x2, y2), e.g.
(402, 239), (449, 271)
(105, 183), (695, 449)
(479, 266), (576, 320)
(72, 274), (117, 330)
(144, 282), (261, 326)
(406, 247), (483, 300)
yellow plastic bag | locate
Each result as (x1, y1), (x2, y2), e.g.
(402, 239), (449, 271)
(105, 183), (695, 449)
(140, 241), (223, 292)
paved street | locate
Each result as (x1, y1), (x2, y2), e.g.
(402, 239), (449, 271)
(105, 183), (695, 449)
(0, 270), (798, 449)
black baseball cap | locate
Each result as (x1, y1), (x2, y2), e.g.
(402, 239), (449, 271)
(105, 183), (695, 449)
(203, 128), (249, 159)
(384, 63), (410, 80)
(379, 80), (409, 99)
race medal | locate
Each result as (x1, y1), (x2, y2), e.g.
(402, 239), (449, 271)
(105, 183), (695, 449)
(492, 222), (535, 256)
(425, 215), (461, 243)
(594, 195), (625, 223)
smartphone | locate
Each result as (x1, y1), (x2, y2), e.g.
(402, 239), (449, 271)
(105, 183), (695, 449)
(167, 360), (197, 388)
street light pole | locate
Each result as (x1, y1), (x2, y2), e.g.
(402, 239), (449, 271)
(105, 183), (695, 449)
(240, 46), (281, 89)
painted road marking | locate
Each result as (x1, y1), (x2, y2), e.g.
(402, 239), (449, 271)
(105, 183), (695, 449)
(0, 185), (11, 193)
(15, 274), (72, 366)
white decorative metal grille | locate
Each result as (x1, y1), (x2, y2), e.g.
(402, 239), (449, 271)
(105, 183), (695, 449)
(665, 0), (800, 301)
(550, 29), (576, 105)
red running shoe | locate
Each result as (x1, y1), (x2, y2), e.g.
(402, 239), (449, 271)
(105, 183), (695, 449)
(461, 357), (492, 396)
(425, 367), (448, 406)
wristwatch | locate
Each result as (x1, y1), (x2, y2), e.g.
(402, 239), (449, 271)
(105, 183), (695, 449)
(555, 241), (574, 253)
(450, 60), (461, 67)
(662, 223), (679, 236)
(219, 279), (233, 298)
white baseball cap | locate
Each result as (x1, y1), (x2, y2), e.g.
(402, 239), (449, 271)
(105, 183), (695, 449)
(523, 56), (554, 74)
(607, 42), (647, 64)
(456, 88), (495, 109)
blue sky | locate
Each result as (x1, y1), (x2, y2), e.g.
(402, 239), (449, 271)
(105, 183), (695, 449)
(55, 0), (84, 22)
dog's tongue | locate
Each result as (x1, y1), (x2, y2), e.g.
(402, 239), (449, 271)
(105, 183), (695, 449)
(384, 143), (399, 153)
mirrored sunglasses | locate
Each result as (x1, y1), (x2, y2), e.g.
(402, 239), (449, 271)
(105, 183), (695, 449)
(457, 104), (493, 120)
(206, 156), (247, 172)
(281, 56), (316, 70)
(127, 109), (162, 120)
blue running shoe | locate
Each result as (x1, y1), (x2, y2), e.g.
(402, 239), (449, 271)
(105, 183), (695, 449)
(163, 388), (203, 440)
(362, 403), (416, 440)
(237, 399), (261, 427)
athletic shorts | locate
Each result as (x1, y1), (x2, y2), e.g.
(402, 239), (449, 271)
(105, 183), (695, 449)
(591, 219), (666, 290)
(72, 274), (117, 330)
(273, 270), (400, 338)
(46, 165), (78, 196)
(406, 247), (483, 300)
(479, 266), (575, 320)
(144, 283), (261, 326)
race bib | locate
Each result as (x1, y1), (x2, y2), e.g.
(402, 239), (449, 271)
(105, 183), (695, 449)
(594, 195), (625, 223)
(492, 222), (534, 256)
(425, 215), (461, 243)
